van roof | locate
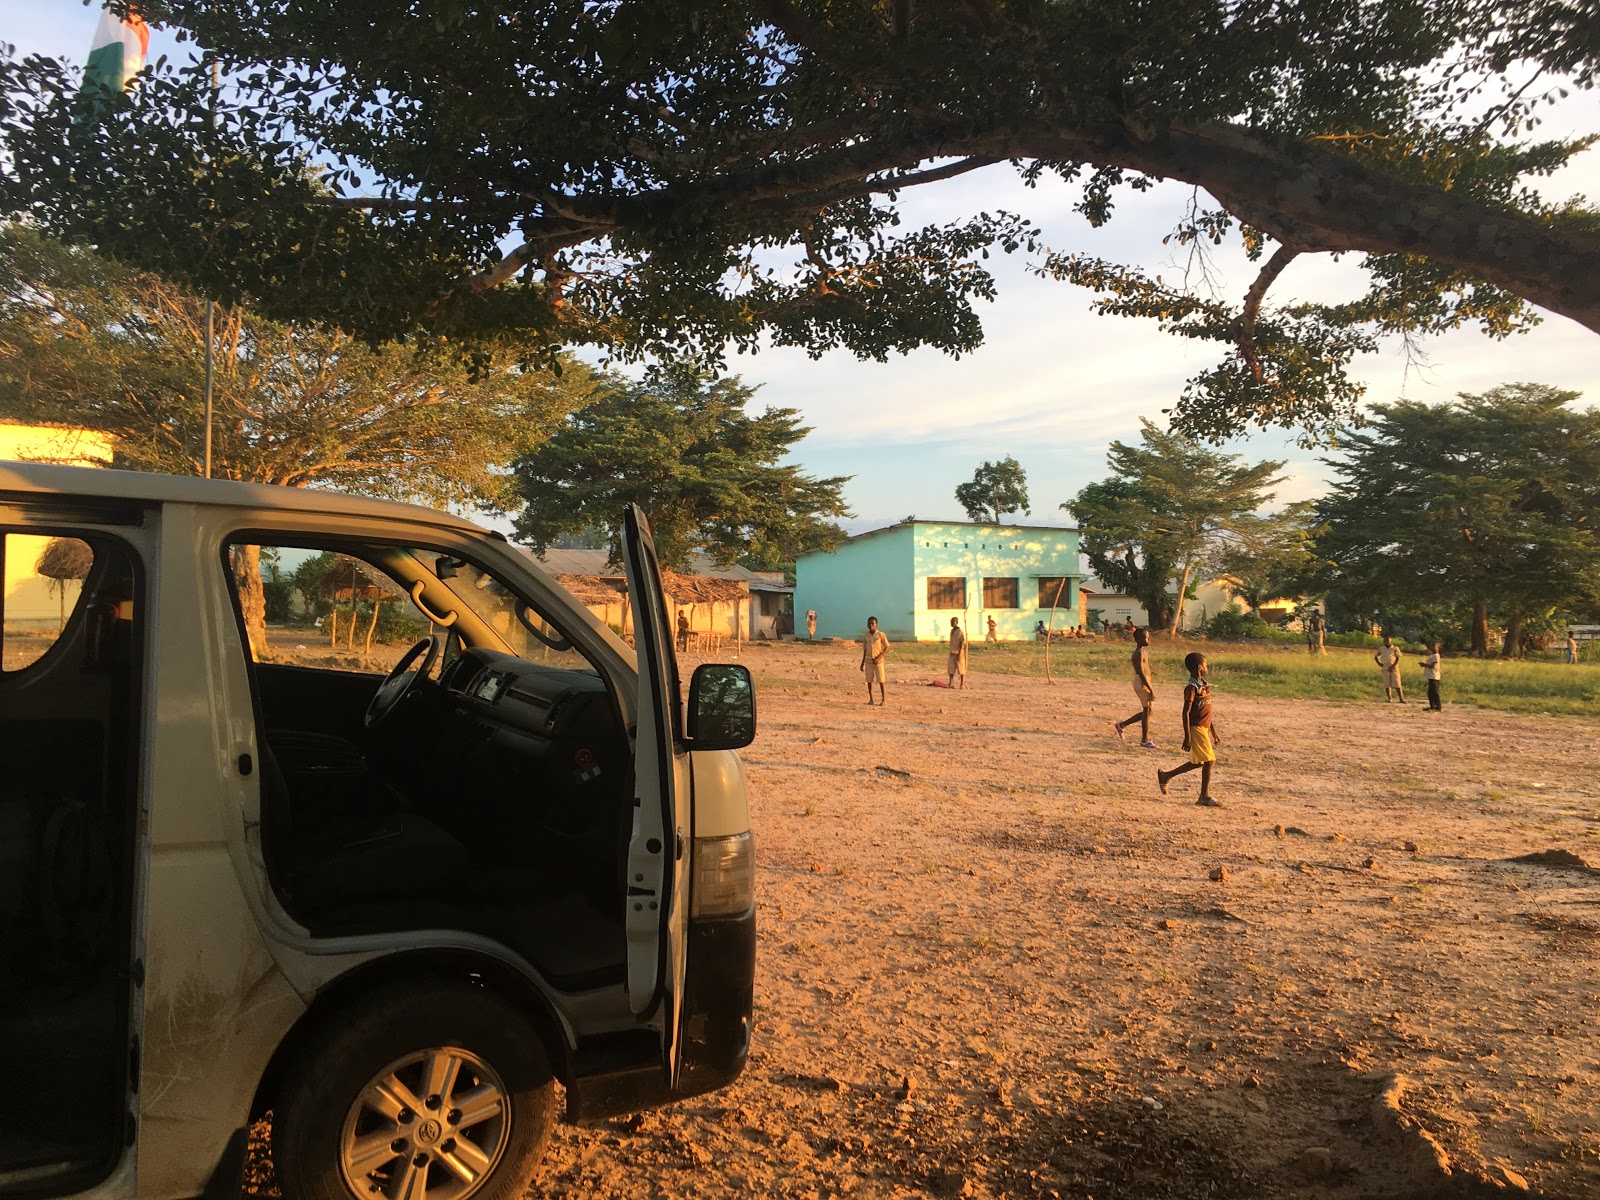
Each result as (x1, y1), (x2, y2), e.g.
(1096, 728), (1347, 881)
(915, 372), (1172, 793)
(0, 461), (486, 534)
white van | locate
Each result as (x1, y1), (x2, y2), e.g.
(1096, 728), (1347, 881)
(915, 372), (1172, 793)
(0, 463), (757, 1200)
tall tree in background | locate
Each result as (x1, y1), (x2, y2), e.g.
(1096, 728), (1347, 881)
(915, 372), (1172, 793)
(1314, 384), (1600, 656)
(955, 457), (1030, 525)
(1213, 501), (1327, 614)
(2, 2), (1596, 439)
(1068, 421), (1285, 633)
(0, 225), (581, 498)
(512, 366), (850, 572)
(0, 225), (586, 651)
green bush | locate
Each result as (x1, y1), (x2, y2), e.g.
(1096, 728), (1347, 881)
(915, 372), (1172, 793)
(332, 601), (428, 645)
(263, 578), (295, 623)
(1203, 609), (1291, 642)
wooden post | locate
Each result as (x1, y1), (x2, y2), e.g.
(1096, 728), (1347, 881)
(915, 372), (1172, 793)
(364, 599), (381, 658)
(328, 606), (338, 646)
(1043, 577), (1066, 684)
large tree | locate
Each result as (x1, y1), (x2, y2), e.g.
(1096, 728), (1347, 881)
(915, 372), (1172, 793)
(0, 225), (585, 651)
(2, 2), (1596, 439)
(1212, 501), (1326, 614)
(954, 456), (1030, 525)
(511, 366), (851, 571)
(0, 225), (582, 500)
(1314, 383), (1600, 656)
(1067, 421), (1285, 633)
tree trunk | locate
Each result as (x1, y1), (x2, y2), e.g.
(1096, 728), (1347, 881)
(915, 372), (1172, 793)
(1501, 609), (1524, 659)
(1043, 577), (1066, 684)
(364, 599), (381, 657)
(1168, 561), (1194, 637)
(1470, 597), (1490, 657)
(231, 544), (268, 660)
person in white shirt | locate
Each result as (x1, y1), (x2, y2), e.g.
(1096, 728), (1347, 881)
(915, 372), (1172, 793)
(1423, 642), (1443, 711)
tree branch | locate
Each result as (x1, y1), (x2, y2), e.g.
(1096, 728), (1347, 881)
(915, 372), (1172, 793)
(1229, 243), (1299, 381)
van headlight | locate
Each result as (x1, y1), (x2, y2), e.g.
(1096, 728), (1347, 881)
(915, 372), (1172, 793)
(691, 832), (754, 918)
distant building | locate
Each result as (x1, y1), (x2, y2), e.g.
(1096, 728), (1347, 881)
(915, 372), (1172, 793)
(1, 424), (115, 628)
(794, 520), (1080, 642)
(1080, 576), (1304, 633)
(531, 548), (791, 641)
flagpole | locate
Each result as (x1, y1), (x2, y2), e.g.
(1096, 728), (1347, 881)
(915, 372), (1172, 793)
(203, 298), (214, 478)
(202, 58), (219, 479)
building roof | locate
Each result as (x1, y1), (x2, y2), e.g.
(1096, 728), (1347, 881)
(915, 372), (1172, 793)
(806, 518), (1080, 554)
(533, 547), (787, 591)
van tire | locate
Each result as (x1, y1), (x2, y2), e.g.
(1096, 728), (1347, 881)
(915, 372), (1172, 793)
(273, 979), (558, 1200)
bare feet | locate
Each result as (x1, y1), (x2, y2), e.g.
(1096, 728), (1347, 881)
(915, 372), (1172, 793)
(1196, 795), (1222, 807)
(1113, 721), (1125, 741)
(1157, 770), (1170, 795)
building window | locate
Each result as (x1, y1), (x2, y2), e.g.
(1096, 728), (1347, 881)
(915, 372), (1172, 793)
(926, 577), (966, 609)
(983, 577), (1019, 609)
(1037, 577), (1071, 609)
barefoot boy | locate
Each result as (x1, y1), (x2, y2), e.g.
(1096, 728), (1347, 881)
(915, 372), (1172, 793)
(1158, 652), (1221, 806)
(947, 617), (968, 689)
(1375, 635), (1405, 703)
(861, 615), (889, 705)
(1113, 627), (1158, 748)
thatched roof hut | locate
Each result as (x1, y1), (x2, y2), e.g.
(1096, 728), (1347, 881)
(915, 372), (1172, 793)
(316, 555), (406, 604)
(34, 537), (93, 582)
(659, 570), (749, 605)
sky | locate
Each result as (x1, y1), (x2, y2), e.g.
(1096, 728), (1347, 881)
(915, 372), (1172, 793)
(8, 3), (1600, 534)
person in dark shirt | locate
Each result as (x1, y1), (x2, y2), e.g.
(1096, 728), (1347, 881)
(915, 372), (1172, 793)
(1158, 652), (1221, 807)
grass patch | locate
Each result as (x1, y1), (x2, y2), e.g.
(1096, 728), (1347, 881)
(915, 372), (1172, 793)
(871, 638), (1600, 718)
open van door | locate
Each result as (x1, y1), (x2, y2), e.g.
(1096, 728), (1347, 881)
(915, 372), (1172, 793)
(619, 504), (689, 1086)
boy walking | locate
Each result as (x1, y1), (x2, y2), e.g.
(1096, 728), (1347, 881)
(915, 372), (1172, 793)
(1158, 652), (1220, 806)
(1375, 635), (1406, 703)
(861, 616), (889, 705)
(1112, 627), (1158, 748)
(1423, 641), (1443, 711)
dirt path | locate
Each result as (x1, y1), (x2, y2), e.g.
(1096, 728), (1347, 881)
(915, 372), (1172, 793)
(537, 641), (1600, 1199)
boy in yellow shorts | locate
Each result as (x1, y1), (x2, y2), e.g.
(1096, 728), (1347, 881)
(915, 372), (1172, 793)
(1157, 652), (1221, 807)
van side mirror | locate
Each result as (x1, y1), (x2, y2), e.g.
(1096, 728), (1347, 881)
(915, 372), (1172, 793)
(686, 664), (756, 749)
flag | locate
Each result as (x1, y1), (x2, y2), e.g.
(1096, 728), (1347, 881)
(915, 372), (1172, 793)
(82, 5), (150, 96)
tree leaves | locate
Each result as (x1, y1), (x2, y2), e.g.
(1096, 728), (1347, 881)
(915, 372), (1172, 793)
(954, 456), (1030, 524)
(2, 1), (1596, 441)
(0, 224), (578, 507)
(510, 363), (851, 571)
(1313, 382), (1600, 652)
(1066, 420), (1286, 631)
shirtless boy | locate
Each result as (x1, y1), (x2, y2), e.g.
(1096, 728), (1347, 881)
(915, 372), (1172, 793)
(1112, 627), (1157, 749)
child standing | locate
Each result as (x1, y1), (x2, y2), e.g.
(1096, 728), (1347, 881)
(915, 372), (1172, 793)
(947, 617), (968, 690)
(1375, 635), (1405, 703)
(861, 615), (889, 705)
(1158, 652), (1221, 807)
(1112, 627), (1158, 748)
(1423, 641), (1443, 711)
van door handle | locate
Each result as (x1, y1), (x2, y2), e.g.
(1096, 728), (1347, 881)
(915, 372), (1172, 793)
(238, 752), (254, 776)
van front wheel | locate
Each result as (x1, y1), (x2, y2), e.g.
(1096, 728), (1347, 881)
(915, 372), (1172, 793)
(273, 981), (558, 1200)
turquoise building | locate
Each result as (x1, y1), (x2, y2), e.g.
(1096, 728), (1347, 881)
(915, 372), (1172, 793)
(794, 521), (1081, 642)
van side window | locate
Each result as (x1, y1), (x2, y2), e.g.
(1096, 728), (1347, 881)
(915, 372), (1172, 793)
(1, 533), (96, 672)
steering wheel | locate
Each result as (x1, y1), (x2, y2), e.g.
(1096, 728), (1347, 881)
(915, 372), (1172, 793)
(364, 635), (442, 729)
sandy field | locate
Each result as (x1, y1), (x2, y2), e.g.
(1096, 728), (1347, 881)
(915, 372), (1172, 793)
(528, 639), (1600, 1200)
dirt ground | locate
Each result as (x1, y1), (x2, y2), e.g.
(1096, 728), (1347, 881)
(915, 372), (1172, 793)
(533, 639), (1600, 1200)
